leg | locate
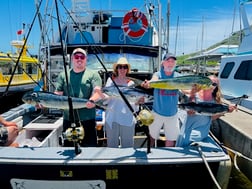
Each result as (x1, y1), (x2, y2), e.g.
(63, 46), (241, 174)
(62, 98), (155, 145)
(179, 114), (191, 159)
(106, 122), (120, 148)
(120, 124), (134, 148)
(163, 114), (180, 147)
(81, 119), (97, 147)
(5, 126), (19, 146)
(150, 135), (156, 147)
(148, 112), (164, 148)
(165, 140), (176, 147)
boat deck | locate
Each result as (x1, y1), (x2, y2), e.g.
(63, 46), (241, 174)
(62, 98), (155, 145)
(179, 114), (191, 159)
(0, 103), (231, 164)
(0, 136), (229, 164)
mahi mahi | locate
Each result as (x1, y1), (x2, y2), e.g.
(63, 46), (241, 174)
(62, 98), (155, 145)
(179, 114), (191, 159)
(178, 102), (229, 116)
(149, 75), (212, 90)
(22, 91), (90, 110)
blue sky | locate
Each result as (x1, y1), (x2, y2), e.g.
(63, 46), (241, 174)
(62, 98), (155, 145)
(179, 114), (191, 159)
(0, 0), (251, 56)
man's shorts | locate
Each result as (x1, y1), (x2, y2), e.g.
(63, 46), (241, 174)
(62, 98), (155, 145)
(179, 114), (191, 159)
(0, 125), (8, 146)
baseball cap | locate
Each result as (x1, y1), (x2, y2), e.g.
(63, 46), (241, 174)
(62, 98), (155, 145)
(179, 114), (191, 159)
(163, 53), (176, 61)
(72, 48), (87, 56)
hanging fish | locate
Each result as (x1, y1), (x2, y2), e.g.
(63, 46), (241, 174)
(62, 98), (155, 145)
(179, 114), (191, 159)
(22, 91), (94, 110)
(178, 101), (229, 116)
(149, 75), (213, 90)
(102, 86), (153, 104)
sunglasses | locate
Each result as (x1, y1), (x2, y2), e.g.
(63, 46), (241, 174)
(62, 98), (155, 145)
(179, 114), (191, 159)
(212, 82), (218, 87)
(117, 65), (128, 69)
(74, 54), (86, 60)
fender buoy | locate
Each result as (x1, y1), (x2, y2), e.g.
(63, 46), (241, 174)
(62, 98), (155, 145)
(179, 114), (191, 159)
(122, 8), (148, 38)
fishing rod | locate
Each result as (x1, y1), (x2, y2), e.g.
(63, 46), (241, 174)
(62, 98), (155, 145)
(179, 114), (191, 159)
(4, 0), (43, 96)
(55, 0), (82, 155)
(225, 94), (252, 115)
(226, 94), (248, 105)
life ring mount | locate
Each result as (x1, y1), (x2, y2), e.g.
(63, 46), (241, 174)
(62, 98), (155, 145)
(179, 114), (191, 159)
(122, 8), (148, 38)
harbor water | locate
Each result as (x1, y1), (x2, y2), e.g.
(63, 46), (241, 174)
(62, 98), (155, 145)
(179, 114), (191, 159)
(228, 164), (252, 189)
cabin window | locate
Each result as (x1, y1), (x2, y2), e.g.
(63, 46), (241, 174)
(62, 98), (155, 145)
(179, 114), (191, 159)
(87, 53), (154, 72)
(0, 62), (23, 75)
(17, 64), (23, 74)
(26, 63), (38, 74)
(234, 60), (252, 80)
(220, 62), (234, 79)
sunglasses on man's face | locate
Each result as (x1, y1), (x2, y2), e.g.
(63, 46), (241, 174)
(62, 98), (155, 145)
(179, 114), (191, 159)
(74, 54), (86, 60)
(117, 65), (128, 69)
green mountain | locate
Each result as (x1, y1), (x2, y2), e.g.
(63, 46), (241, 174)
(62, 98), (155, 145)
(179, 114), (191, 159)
(177, 30), (241, 66)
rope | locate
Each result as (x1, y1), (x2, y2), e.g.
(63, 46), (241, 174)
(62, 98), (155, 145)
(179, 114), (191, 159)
(221, 144), (252, 172)
(233, 153), (240, 172)
(191, 142), (222, 189)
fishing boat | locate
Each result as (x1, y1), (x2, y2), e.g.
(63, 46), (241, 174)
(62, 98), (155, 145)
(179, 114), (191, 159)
(0, 38), (42, 113)
(0, 40), (41, 94)
(218, 0), (252, 110)
(0, 0), (231, 188)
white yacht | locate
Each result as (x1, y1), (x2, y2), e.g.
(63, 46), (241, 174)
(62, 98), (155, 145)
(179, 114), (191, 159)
(219, 1), (252, 110)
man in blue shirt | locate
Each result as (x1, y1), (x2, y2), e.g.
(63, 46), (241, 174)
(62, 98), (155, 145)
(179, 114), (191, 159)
(141, 53), (180, 147)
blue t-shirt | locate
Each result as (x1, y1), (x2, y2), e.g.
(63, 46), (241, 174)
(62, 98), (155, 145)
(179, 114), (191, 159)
(152, 68), (180, 116)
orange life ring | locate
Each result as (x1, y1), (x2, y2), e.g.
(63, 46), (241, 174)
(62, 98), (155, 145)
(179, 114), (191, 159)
(122, 8), (148, 38)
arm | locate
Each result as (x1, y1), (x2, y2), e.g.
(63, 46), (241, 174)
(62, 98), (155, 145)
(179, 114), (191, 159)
(86, 71), (103, 108)
(141, 73), (158, 89)
(54, 72), (65, 96)
(211, 104), (237, 120)
(0, 116), (17, 127)
(54, 91), (63, 95)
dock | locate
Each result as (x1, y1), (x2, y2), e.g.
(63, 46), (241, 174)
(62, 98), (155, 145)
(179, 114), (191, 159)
(211, 104), (252, 182)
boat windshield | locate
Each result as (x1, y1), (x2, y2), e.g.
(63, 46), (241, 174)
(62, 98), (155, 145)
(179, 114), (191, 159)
(86, 53), (155, 73)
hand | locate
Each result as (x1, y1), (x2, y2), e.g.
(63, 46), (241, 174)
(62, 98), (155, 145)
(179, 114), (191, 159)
(228, 104), (237, 113)
(3, 121), (17, 128)
(35, 103), (44, 109)
(141, 80), (150, 88)
(187, 109), (196, 115)
(136, 96), (145, 105)
(191, 84), (201, 93)
(86, 100), (96, 109)
(189, 84), (200, 102)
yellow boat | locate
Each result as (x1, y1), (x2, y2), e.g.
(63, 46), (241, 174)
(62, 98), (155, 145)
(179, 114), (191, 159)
(0, 40), (42, 95)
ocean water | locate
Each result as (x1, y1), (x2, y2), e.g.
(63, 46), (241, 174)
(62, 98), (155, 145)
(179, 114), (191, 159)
(228, 164), (252, 189)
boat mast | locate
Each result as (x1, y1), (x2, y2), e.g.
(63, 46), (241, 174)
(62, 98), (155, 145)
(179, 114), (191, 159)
(174, 16), (179, 55)
(157, 0), (162, 69)
(166, 0), (170, 53)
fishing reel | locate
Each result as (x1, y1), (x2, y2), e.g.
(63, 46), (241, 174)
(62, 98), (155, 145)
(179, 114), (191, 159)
(64, 126), (85, 142)
(136, 105), (154, 126)
(59, 123), (85, 146)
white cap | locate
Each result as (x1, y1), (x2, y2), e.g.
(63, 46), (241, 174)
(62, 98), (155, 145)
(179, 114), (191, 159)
(72, 48), (87, 56)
